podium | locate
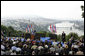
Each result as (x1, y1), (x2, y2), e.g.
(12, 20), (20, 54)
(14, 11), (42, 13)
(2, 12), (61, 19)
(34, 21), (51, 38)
(31, 34), (34, 40)
(25, 33), (31, 39)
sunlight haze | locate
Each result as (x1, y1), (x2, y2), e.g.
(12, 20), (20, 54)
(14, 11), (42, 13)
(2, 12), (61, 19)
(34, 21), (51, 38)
(1, 1), (84, 20)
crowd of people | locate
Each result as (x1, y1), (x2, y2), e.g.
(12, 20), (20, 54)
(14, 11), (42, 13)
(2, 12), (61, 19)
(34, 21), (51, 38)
(1, 31), (84, 55)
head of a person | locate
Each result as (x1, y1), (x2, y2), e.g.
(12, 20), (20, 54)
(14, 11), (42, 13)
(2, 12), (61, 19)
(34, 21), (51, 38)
(58, 44), (61, 48)
(64, 42), (67, 44)
(45, 45), (48, 48)
(32, 51), (36, 55)
(65, 45), (68, 49)
(63, 31), (64, 33)
(69, 51), (74, 55)
(55, 53), (59, 55)
(51, 45), (54, 47)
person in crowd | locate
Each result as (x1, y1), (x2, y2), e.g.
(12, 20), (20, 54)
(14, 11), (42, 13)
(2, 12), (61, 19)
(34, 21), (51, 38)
(31, 43), (37, 50)
(1, 44), (6, 55)
(1, 31), (84, 55)
(52, 40), (57, 47)
(10, 50), (16, 55)
(50, 45), (56, 52)
(64, 44), (69, 55)
(75, 48), (84, 55)
(5, 46), (11, 55)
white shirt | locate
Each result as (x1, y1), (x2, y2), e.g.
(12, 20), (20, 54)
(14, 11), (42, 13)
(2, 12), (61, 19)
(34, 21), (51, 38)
(74, 45), (79, 48)
(38, 46), (43, 50)
(1, 45), (5, 50)
(16, 47), (21, 52)
(1, 51), (5, 55)
(11, 52), (16, 55)
(45, 45), (48, 48)
(52, 42), (57, 46)
(11, 46), (17, 51)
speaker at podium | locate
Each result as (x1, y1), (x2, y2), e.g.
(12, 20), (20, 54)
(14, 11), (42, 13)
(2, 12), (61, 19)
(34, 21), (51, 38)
(31, 34), (34, 40)
(25, 33), (31, 39)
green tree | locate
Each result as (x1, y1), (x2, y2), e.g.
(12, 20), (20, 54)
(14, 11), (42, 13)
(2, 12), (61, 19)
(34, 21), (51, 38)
(1, 25), (7, 31)
(57, 34), (62, 41)
(1, 25), (24, 37)
(7, 26), (15, 37)
(66, 32), (79, 42)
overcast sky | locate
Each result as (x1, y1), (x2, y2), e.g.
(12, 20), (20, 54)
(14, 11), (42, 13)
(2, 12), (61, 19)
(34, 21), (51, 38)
(1, 1), (84, 20)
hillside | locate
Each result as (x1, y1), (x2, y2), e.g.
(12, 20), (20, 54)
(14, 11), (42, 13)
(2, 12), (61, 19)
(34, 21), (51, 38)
(1, 16), (60, 32)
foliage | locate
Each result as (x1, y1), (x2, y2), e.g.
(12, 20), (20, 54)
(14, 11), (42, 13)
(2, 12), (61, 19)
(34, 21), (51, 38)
(57, 34), (62, 41)
(1, 25), (24, 37)
(66, 32), (79, 41)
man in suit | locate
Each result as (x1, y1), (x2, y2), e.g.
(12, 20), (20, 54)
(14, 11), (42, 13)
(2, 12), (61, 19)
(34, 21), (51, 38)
(62, 31), (66, 42)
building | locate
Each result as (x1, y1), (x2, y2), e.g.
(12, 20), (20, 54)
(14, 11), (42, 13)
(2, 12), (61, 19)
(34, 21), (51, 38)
(55, 21), (74, 30)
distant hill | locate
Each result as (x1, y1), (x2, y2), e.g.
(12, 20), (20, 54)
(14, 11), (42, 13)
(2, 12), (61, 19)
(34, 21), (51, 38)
(1, 16), (61, 32)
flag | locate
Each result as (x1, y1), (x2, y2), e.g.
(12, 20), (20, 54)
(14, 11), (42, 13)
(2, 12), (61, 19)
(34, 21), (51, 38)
(30, 25), (32, 32)
(50, 24), (51, 29)
(50, 24), (53, 32)
(26, 28), (27, 33)
(52, 25), (54, 32)
(25, 25), (28, 33)
(28, 25), (29, 28)
(53, 24), (56, 32)
(31, 24), (32, 28)
(29, 28), (30, 33)
(29, 25), (31, 28)
(28, 27), (29, 32)
(26, 24), (33, 33)
(31, 28), (32, 32)
(55, 25), (57, 33)
(54, 25), (57, 33)
(28, 25), (31, 33)
(25, 25), (27, 28)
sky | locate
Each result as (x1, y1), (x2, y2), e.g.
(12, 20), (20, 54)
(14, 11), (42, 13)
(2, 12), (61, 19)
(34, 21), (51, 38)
(1, 1), (84, 20)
